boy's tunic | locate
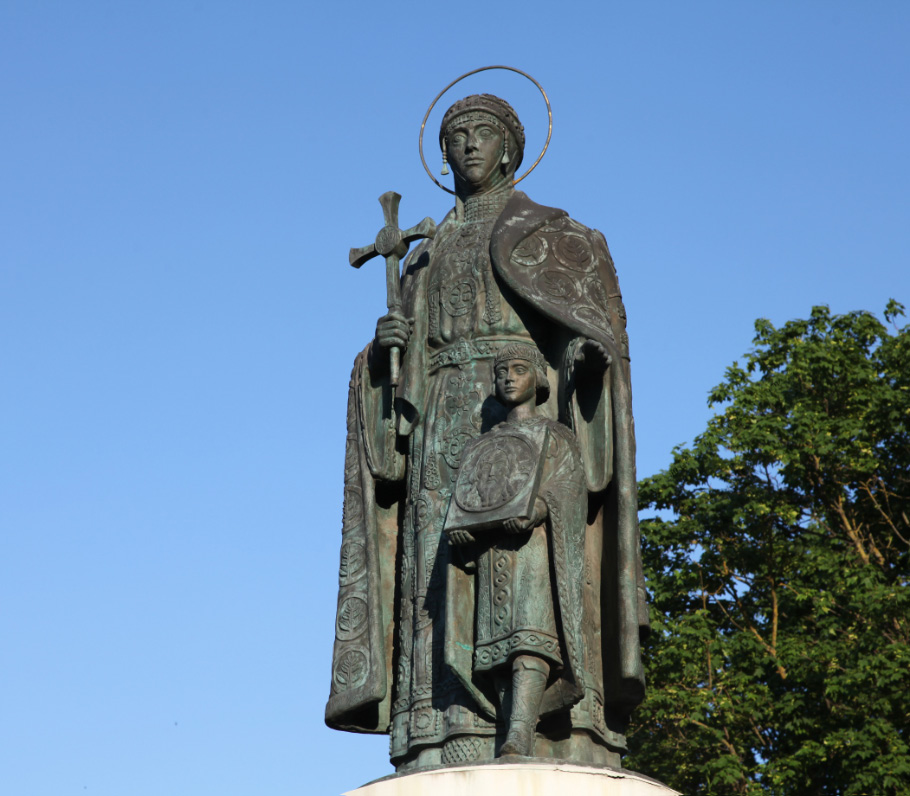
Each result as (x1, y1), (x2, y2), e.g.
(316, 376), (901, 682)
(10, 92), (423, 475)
(468, 415), (587, 677)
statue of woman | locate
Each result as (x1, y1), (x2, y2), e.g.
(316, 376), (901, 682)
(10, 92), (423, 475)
(326, 93), (647, 772)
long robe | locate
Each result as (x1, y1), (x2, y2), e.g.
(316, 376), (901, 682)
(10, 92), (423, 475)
(325, 190), (647, 768)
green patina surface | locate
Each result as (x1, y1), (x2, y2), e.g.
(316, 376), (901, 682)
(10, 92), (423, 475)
(326, 91), (647, 773)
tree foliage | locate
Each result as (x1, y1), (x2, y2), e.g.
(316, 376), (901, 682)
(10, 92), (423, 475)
(626, 303), (910, 795)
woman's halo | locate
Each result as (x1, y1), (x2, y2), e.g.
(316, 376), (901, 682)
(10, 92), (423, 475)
(419, 65), (553, 195)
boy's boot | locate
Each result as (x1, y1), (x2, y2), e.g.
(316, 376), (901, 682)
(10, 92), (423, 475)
(500, 655), (549, 756)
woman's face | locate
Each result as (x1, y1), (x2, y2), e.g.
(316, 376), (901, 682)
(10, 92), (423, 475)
(445, 115), (508, 193)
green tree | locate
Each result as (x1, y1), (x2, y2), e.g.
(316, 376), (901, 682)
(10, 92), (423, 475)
(626, 303), (910, 795)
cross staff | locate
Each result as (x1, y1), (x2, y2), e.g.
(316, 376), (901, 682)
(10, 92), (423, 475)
(349, 191), (436, 387)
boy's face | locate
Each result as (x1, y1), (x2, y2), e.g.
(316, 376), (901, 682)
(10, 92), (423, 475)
(494, 358), (536, 406)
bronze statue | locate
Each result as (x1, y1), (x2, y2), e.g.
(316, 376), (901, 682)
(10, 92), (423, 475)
(327, 76), (647, 772)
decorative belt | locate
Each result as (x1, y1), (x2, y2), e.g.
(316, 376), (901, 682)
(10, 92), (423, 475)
(428, 336), (534, 373)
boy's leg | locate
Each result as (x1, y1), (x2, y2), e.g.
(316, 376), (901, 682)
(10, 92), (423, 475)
(500, 654), (549, 756)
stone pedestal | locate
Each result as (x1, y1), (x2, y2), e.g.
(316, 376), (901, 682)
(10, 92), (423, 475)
(344, 761), (680, 796)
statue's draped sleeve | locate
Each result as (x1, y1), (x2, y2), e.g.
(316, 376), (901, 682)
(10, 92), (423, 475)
(325, 349), (403, 732)
(325, 232), (436, 733)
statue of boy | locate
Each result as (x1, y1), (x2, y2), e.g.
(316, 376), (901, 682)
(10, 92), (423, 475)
(444, 342), (589, 757)
(327, 92), (647, 771)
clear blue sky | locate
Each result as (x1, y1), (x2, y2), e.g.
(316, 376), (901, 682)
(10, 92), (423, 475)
(2, 2), (908, 794)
